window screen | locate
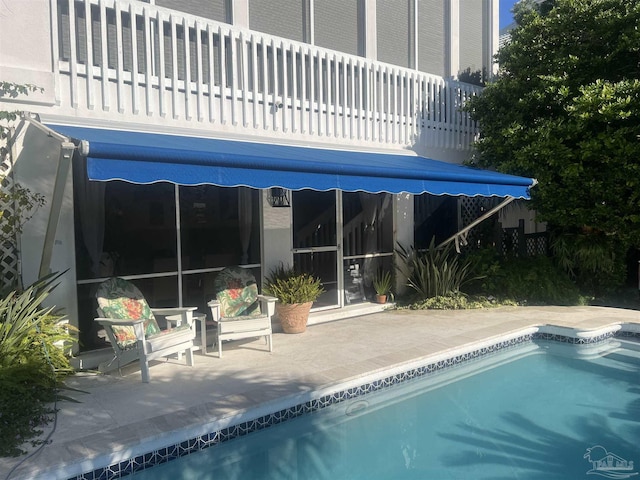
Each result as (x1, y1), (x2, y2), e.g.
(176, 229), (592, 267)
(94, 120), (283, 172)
(417, 0), (445, 76)
(314, 0), (360, 56)
(155, 0), (229, 23)
(249, 0), (305, 42)
(459, 0), (484, 75)
(376, 0), (412, 68)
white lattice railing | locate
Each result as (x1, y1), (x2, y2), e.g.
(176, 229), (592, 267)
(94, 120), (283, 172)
(53, 0), (482, 150)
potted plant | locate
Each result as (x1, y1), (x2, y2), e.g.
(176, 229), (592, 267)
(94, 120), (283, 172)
(264, 265), (324, 333)
(373, 270), (393, 304)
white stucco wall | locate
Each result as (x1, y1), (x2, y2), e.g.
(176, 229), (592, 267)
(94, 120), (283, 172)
(0, 0), (57, 107)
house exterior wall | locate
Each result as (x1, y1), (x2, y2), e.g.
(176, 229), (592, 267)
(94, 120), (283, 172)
(0, 0), (500, 355)
(0, 1), (56, 106)
(149, 0), (489, 78)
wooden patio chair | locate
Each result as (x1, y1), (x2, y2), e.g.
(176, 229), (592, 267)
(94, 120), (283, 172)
(95, 277), (196, 382)
(208, 267), (276, 358)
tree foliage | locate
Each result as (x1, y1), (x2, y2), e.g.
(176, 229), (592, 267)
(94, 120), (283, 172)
(0, 81), (43, 140)
(467, 0), (640, 248)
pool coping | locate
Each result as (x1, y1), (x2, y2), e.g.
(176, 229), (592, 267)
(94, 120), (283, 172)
(65, 321), (640, 480)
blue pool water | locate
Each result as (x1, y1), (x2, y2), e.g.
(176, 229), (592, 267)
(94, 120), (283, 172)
(126, 340), (640, 479)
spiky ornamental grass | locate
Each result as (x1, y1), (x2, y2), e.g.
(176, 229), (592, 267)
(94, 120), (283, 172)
(0, 274), (77, 457)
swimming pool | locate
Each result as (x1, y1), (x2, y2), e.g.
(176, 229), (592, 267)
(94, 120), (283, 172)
(122, 337), (640, 479)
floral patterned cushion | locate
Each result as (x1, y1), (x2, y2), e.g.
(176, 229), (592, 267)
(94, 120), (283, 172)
(96, 277), (161, 349)
(213, 267), (261, 318)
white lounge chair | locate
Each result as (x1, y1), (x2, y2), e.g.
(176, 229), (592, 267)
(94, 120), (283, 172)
(208, 267), (276, 358)
(95, 277), (196, 382)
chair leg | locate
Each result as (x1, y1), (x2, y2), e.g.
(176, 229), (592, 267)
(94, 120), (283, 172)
(218, 337), (223, 358)
(201, 323), (207, 355)
(140, 359), (151, 383)
(267, 335), (273, 352)
(186, 347), (194, 367)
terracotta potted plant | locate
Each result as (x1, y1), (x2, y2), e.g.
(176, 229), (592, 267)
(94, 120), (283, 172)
(264, 265), (324, 334)
(373, 270), (393, 304)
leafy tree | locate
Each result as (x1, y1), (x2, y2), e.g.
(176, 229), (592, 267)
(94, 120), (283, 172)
(466, 0), (640, 294)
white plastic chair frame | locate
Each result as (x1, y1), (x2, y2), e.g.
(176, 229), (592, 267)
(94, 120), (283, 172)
(208, 296), (276, 358)
(96, 307), (196, 383)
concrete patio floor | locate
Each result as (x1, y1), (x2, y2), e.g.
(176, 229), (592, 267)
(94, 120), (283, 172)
(3, 305), (640, 480)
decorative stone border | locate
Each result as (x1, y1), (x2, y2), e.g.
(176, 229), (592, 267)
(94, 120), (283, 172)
(70, 325), (640, 480)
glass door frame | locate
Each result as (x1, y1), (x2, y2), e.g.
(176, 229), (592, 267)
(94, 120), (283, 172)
(291, 190), (345, 312)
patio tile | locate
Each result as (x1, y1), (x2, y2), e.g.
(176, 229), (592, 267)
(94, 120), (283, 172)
(2, 306), (639, 480)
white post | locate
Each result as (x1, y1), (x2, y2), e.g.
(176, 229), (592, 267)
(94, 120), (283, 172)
(446, 0), (460, 79)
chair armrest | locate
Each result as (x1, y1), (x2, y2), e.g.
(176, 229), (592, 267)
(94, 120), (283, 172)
(207, 300), (221, 322)
(95, 317), (145, 327)
(151, 307), (197, 316)
(95, 317), (147, 347)
(152, 307), (197, 327)
(257, 295), (278, 317)
(257, 294), (278, 302)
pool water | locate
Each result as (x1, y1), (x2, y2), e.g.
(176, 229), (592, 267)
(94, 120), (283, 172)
(126, 340), (640, 479)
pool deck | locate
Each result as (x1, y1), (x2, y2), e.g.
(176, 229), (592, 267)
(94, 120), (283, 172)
(3, 305), (640, 480)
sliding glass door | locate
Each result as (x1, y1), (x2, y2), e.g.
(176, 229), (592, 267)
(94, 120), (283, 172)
(292, 190), (394, 309)
(292, 190), (340, 310)
(342, 192), (394, 304)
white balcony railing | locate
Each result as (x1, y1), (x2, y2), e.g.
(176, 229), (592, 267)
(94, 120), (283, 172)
(53, 0), (482, 150)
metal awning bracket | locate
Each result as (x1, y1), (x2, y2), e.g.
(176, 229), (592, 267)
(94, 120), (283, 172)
(438, 196), (518, 251)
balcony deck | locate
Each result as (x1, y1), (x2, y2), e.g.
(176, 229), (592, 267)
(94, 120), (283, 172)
(16, 0), (483, 159)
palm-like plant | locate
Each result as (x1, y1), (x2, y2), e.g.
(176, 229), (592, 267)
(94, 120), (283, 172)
(373, 270), (393, 296)
(396, 239), (479, 299)
(0, 273), (77, 456)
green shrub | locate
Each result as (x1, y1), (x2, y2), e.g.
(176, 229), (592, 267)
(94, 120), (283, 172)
(264, 265), (325, 305)
(551, 231), (626, 298)
(0, 362), (57, 456)
(397, 240), (480, 300)
(401, 293), (518, 310)
(465, 251), (585, 306)
(0, 274), (76, 456)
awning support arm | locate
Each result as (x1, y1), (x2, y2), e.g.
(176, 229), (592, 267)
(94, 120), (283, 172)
(23, 117), (78, 278)
(437, 196), (518, 252)
(38, 141), (75, 278)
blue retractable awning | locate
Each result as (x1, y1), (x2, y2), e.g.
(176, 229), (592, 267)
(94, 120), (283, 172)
(49, 125), (535, 198)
